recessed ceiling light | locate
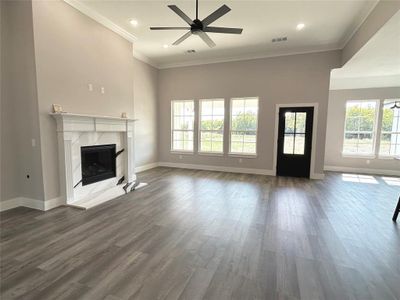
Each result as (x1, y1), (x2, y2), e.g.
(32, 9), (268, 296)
(163, 44), (169, 49)
(130, 19), (138, 27)
(296, 23), (305, 31)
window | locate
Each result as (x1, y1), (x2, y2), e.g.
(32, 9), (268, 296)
(343, 100), (377, 155)
(199, 99), (224, 153)
(171, 100), (194, 152)
(380, 99), (400, 156)
(283, 112), (306, 155)
(230, 97), (258, 155)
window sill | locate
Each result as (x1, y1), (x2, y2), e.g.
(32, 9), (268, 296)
(170, 150), (194, 155)
(341, 153), (376, 159)
(198, 152), (224, 157)
(378, 155), (399, 160)
(228, 153), (257, 158)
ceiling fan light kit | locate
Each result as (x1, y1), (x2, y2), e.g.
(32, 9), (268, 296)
(150, 0), (243, 48)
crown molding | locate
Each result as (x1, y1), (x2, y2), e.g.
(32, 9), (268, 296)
(339, 0), (379, 49)
(63, 0), (137, 43)
(157, 45), (341, 69)
(133, 48), (160, 69)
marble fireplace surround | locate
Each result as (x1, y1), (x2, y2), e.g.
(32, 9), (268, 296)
(51, 113), (137, 209)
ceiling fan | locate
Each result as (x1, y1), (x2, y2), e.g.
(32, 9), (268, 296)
(150, 0), (243, 48)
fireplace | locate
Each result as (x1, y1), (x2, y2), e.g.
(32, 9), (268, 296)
(81, 144), (116, 186)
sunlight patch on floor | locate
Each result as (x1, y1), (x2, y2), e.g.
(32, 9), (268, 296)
(342, 174), (378, 184)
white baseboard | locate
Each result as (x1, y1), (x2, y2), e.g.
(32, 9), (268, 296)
(0, 196), (66, 212)
(158, 162), (275, 176)
(324, 165), (400, 176)
(135, 162), (159, 173)
(0, 198), (21, 212)
(310, 173), (325, 180)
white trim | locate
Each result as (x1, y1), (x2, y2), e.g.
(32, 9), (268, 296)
(63, 0), (137, 43)
(310, 173), (325, 180)
(135, 162), (159, 173)
(133, 48), (159, 69)
(342, 153), (376, 159)
(0, 197), (65, 212)
(158, 46), (341, 69)
(272, 103), (319, 179)
(324, 165), (400, 177)
(228, 153), (258, 158)
(339, 0), (379, 49)
(159, 162), (274, 176)
(44, 197), (65, 211)
(0, 198), (21, 212)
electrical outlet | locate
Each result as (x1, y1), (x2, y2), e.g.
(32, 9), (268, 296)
(88, 83), (93, 91)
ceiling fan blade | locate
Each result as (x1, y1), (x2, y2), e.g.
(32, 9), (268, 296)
(150, 27), (190, 30)
(204, 26), (243, 34)
(172, 31), (192, 45)
(201, 4), (231, 26)
(198, 31), (216, 48)
(168, 5), (193, 25)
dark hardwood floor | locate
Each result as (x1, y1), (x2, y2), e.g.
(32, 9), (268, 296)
(1, 167), (399, 300)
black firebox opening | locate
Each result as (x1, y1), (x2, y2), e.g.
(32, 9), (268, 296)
(81, 144), (116, 186)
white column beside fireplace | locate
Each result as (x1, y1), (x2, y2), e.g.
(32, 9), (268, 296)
(51, 113), (138, 209)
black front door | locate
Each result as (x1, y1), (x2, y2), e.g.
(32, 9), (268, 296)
(277, 107), (314, 178)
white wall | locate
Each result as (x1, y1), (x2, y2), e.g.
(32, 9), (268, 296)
(133, 58), (159, 168)
(31, 0), (135, 201)
(158, 51), (341, 175)
(1, 0), (44, 202)
(325, 87), (400, 175)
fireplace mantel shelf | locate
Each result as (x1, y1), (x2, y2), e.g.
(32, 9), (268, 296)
(50, 112), (138, 122)
(51, 112), (137, 133)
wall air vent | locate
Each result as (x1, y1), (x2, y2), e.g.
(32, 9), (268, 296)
(186, 49), (196, 53)
(272, 37), (288, 43)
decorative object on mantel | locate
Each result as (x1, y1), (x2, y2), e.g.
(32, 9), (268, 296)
(52, 104), (64, 113)
(121, 112), (127, 118)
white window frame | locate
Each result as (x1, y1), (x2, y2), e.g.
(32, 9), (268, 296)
(198, 98), (225, 155)
(229, 97), (259, 157)
(342, 99), (379, 158)
(171, 100), (195, 153)
(379, 99), (400, 158)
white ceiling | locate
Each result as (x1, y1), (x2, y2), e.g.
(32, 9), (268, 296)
(72, 0), (378, 68)
(331, 10), (400, 90)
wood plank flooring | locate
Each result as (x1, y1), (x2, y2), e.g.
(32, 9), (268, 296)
(1, 167), (399, 300)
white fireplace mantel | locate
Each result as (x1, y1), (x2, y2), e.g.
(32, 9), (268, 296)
(51, 112), (138, 209)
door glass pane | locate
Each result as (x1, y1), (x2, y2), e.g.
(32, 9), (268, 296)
(294, 134), (305, 155)
(295, 113), (306, 134)
(285, 112), (295, 133)
(283, 134), (294, 154)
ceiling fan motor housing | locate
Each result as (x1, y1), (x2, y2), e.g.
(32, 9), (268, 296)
(191, 19), (203, 34)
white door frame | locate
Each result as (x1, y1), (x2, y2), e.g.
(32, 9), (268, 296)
(272, 102), (322, 179)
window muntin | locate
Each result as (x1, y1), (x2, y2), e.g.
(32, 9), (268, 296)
(343, 101), (377, 155)
(230, 97), (258, 155)
(283, 112), (306, 155)
(380, 99), (400, 156)
(199, 99), (225, 153)
(171, 100), (194, 151)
